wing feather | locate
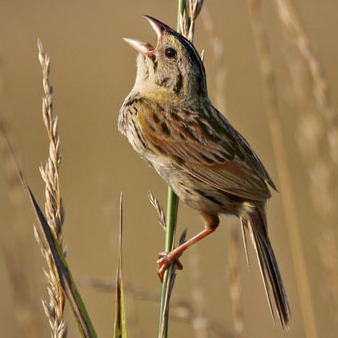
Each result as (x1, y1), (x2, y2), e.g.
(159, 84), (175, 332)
(137, 102), (275, 201)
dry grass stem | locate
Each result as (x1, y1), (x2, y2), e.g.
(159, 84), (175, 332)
(149, 191), (166, 231)
(276, 4), (337, 216)
(38, 39), (64, 241)
(228, 227), (243, 334)
(275, 2), (338, 318)
(273, 0), (336, 116)
(273, 0), (338, 164)
(319, 229), (338, 320)
(179, 0), (204, 42)
(0, 121), (26, 208)
(202, 5), (242, 332)
(274, 1), (338, 321)
(37, 39), (67, 338)
(0, 115), (40, 336)
(201, 5), (227, 113)
(188, 248), (208, 338)
(248, 0), (318, 336)
(201, 5), (243, 332)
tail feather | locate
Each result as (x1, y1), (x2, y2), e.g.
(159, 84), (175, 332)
(240, 205), (291, 330)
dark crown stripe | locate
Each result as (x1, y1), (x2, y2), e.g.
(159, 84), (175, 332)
(175, 33), (206, 82)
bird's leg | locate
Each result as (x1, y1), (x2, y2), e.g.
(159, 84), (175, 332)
(157, 213), (219, 281)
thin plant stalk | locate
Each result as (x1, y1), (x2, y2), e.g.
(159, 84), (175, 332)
(158, 188), (179, 337)
(36, 40), (97, 338)
(158, 1), (186, 337)
(0, 114), (40, 337)
(248, 1), (318, 336)
(37, 39), (67, 338)
(157, 1), (212, 336)
(113, 193), (127, 338)
(0, 111), (97, 338)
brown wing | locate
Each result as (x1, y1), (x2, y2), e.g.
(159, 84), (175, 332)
(137, 102), (275, 201)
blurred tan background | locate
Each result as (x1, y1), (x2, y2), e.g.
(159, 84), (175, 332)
(1, 1), (337, 337)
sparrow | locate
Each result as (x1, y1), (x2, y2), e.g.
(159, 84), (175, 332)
(118, 16), (291, 329)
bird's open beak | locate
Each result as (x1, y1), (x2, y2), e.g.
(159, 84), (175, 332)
(123, 16), (169, 56)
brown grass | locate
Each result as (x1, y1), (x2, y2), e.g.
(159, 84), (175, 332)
(202, 5), (243, 334)
(273, 0), (338, 326)
(0, 113), (40, 336)
(247, 0), (338, 336)
(35, 39), (67, 338)
(1, 1), (337, 337)
(248, 0), (319, 336)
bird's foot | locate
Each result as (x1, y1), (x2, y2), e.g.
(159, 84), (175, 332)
(157, 251), (183, 282)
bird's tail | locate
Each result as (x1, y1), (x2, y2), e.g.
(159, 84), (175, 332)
(240, 204), (291, 330)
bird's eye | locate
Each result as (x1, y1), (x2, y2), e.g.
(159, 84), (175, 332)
(165, 47), (177, 58)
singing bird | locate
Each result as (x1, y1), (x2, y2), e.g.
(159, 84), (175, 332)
(118, 16), (291, 328)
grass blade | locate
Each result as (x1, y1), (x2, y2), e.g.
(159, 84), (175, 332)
(114, 192), (127, 338)
(0, 72), (97, 338)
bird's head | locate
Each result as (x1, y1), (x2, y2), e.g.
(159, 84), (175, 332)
(124, 16), (208, 106)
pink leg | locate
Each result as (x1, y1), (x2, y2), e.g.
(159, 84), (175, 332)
(157, 213), (219, 281)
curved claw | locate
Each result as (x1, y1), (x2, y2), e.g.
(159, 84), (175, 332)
(157, 251), (183, 282)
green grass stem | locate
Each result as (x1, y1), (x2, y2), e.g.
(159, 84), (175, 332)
(158, 3), (186, 338)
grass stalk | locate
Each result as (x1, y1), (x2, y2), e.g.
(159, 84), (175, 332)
(1, 103), (98, 337)
(158, 0), (185, 335)
(158, 1), (206, 337)
(113, 193), (127, 338)
(248, 0), (318, 336)
(158, 0), (186, 334)
(0, 114), (41, 337)
(37, 39), (67, 337)
(35, 40), (97, 338)
(200, 7), (244, 332)
(158, 187), (179, 337)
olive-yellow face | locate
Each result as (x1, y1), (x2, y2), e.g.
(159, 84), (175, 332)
(124, 16), (208, 105)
